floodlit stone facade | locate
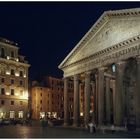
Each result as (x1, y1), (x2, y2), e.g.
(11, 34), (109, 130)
(59, 8), (140, 130)
(0, 38), (30, 119)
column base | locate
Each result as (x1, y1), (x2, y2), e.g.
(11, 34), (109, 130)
(63, 123), (69, 127)
(73, 123), (78, 127)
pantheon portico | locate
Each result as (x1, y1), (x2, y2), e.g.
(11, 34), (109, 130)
(58, 8), (140, 129)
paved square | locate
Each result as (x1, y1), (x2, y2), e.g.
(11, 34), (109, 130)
(0, 124), (140, 138)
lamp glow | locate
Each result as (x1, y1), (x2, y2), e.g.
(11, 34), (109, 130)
(80, 112), (83, 116)
(7, 56), (10, 60)
(6, 92), (10, 95)
(15, 72), (19, 77)
(6, 71), (10, 75)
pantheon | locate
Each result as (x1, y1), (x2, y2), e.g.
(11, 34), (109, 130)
(59, 8), (140, 129)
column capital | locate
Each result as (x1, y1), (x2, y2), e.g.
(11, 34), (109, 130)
(85, 71), (92, 78)
(90, 81), (95, 84)
(73, 74), (80, 81)
(98, 66), (107, 72)
(105, 76), (110, 80)
(85, 70), (92, 74)
(115, 61), (127, 72)
(135, 55), (140, 64)
(90, 81), (95, 87)
(116, 60), (127, 66)
(63, 77), (69, 81)
(135, 55), (140, 59)
(95, 74), (98, 79)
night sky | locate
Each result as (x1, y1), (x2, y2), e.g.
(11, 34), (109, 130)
(0, 1), (140, 81)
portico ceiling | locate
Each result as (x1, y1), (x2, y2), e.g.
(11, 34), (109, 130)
(59, 8), (140, 71)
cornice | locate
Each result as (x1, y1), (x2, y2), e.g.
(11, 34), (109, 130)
(59, 8), (140, 69)
(0, 57), (30, 67)
(0, 37), (18, 46)
(0, 42), (19, 50)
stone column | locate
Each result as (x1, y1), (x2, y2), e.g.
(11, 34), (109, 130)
(136, 56), (140, 127)
(112, 80), (116, 125)
(98, 67), (105, 126)
(84, 71), (91, 126)
(73, 74), (80, 127)
(95, 74), (98, 124)
(79, 83), (84, 117)
(105, 77), (111, 124)
(63, 77), (69, 126)
(91, 81), (96, 123)
(114, 61), (126, 126)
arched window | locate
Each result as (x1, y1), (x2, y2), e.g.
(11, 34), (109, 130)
(1, 48), (5, 58)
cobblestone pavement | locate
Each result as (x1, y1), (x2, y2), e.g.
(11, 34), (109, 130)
(0, 124), (140, 138)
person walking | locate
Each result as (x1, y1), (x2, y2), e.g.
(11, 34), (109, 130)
(88, 122), (94, 133)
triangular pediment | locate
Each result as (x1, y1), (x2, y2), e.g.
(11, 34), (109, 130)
(59, 8), (140, 69)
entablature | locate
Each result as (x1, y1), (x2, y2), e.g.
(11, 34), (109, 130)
(63, 36), (140, 77)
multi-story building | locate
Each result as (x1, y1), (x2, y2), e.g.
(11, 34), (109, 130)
(31, 76), (74, 120)
(0, 38), (30, 119)
(67, 79), (74, 119)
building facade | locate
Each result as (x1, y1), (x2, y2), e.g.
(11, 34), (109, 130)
(31, 76), (74, 120)
(0, 38), (30, 119)
(59, 8), (140, 129)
